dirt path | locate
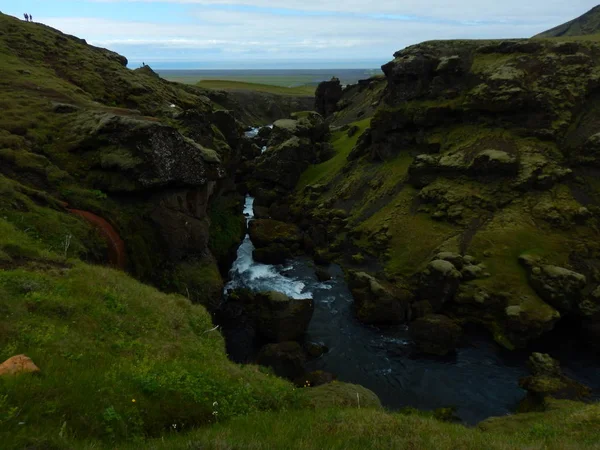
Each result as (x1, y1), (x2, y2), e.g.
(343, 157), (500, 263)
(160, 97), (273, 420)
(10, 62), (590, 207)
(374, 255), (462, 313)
(68, 209), (126, 269)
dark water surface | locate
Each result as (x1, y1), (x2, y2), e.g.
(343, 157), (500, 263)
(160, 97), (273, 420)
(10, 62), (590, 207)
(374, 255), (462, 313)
(223, 196), (600, 425)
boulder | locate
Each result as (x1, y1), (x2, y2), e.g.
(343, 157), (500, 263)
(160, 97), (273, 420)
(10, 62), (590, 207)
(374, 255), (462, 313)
(249, 219), (303, 264)
(520, 256), (587, 314)
(0, 355), (40, 376)
(254, 291), (314, 342)
(315, 266), (332, 282)
(304, 341), (329, 358)
(470, 149), (518, 176)
(347, 271), (412, 324)
(257, 341), (307, 379)
(410, 314), (462, 356)
(519, 353), (591, 411)
(417, 260), (462, 311)
(315, 78), (343, 117)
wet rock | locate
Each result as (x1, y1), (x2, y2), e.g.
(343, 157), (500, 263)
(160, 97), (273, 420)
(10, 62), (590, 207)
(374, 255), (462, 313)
(255, 291), (314, 342)
(257, 341), (307, 379)
(348, 271), (412, 324)
(249, 219), (303, 264)
(519, 353), (591, 411)
(304, 341), (329, 358)
(0, 355), (40, 376)
(410, 314), (462, 356)
(315, 78), (343, 117)
(315, 266), (332, 282)
(417, 260), (462, 311)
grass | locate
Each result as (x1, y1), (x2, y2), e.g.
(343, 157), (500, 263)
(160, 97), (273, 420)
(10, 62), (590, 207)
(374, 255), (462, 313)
(296, 118), (371, 190)
(54, 400), (600, 450)
(0, 219), (301, 449)
(196, 80), (315, 96)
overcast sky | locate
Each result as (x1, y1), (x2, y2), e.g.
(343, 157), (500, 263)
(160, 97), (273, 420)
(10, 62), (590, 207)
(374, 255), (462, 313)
(1, 1), (598, 68)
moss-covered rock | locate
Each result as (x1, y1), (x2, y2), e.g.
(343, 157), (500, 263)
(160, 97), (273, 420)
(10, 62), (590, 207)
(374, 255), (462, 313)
(518, 353), (591, 411)
(409, 314), (463, 356)
(347, 271), (412, 324)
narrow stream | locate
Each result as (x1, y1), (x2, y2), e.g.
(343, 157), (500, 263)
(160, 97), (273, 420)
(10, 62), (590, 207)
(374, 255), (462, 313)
(223, 131), (600, 425)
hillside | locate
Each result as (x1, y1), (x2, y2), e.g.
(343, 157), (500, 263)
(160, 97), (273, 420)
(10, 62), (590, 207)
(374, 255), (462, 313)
(535, 5), (600, 38)
(2, 10), (600, 450)
(255, 37), (600, 353)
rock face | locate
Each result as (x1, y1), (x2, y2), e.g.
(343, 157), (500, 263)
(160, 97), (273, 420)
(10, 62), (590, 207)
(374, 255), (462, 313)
(220, 289), (314, 347)
(251, 113), (329, 192)
(257, 341), (307, 379)
(248, 219), (304, 264)
(291, 36), (600, 350)
(347, 271), (412, 324)
(410, 314), (462, 356)
(519, 353), (591, 411)
(255, 291), (314, 342)
(315, 78), (343, 117)
(0, 355), (40, 376)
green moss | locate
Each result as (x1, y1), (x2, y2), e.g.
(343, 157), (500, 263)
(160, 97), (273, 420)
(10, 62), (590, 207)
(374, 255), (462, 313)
(297, 118), (371, 190)
(208, 195), (245, 268)
(0, 235), (299, 448)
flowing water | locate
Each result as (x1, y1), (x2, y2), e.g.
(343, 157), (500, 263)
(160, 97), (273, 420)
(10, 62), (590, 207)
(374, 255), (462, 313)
(223, 148), (600, 424)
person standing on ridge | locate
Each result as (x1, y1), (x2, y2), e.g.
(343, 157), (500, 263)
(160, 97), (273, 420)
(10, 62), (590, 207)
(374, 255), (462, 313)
(29, 14), (33, 22)
(24, 13), (29, 22)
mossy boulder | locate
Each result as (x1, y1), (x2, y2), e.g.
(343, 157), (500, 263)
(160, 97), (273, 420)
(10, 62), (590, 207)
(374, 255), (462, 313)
(249, 219), (303, 264)
(347, 271), (412, 324)
(417, 260), (462, 311)
(409, 314), (463, 356)
(518, 353), (591, 411)
(520, 256), (587, 314)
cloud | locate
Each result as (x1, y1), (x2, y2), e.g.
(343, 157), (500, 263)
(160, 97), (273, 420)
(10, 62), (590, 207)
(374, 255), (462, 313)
(38, 1), (599, 65)
(88, 0), (596, 23)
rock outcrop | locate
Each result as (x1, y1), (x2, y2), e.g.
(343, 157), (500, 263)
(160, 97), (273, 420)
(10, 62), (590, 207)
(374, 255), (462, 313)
(315, 78), (343, 118)
(409, 314), (462, 356)
(291, 36), (600, 350)
(519, 353), (591, 411)
(348, 271), (412, 324)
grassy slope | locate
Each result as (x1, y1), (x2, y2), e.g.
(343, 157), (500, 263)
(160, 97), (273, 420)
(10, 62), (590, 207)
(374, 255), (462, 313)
(0, 219), (300, 449)
(197, 80), (315, 96)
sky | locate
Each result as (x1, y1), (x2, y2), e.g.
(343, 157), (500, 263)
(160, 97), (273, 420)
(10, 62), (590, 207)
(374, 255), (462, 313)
(1, 1), (598, 69)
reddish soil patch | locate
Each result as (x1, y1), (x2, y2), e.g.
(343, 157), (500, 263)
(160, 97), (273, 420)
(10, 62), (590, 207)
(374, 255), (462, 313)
(68, 209), (126, 269)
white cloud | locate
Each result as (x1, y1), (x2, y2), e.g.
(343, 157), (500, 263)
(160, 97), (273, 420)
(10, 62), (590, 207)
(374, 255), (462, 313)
(40, 1), (600, 64)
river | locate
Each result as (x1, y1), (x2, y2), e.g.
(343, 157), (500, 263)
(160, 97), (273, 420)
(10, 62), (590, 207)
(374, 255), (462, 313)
(223, 131), (600, 425)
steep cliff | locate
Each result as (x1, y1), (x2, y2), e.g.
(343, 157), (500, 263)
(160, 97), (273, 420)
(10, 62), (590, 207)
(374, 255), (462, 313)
(0, 13), (245, 308)
(292, 37), (600, 349)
